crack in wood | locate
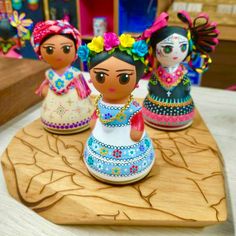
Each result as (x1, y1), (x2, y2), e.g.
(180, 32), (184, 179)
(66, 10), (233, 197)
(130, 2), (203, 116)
(210, 197), (226, 222)
(187, 178), (208, 203)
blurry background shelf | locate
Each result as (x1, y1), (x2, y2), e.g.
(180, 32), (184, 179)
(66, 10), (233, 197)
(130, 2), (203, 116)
(0, 58), (49, 125)
(77, 0), (118, 37)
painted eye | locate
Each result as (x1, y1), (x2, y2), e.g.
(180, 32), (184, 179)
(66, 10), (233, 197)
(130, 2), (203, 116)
(95, 72), (106, 83)
(118, 73), (130, 85)
(62, 45), (71, 54)
(45, 46), (54, 55)
(163, 45), (173, 54)
(181, 44), (187, 52)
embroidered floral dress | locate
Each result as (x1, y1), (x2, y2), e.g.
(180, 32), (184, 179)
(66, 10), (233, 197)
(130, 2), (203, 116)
(38, 66), (93, 133)
(142, 64), (194, 129)
(84, 97), (155, 184)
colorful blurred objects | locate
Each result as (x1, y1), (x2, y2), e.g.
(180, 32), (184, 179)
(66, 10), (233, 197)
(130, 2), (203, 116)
(10, 11), (33, 38)
(0, 9), (33, 58)
(12, 0), (22, 10)
(27, 0), (39, 11)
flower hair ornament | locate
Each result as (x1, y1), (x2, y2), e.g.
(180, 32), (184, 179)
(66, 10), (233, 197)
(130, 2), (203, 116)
(78, 32), (148, 65)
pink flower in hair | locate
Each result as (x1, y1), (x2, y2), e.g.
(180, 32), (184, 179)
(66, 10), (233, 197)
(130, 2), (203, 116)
(104, 32), (120, 51)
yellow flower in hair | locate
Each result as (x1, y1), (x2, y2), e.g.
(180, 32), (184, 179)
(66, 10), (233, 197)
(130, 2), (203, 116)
(87, 36), (104, 53)
(119, 34), (135, 48)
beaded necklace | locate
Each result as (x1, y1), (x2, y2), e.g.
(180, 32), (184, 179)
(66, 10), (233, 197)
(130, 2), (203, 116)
(95, 94), (133, 124)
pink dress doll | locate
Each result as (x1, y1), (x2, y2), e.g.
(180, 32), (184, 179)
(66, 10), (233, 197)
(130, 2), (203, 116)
(31, 20), (93, 134)
(141, 11), (219, 130)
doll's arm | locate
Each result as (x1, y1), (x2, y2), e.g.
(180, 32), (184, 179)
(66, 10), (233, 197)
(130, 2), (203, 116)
(130, 111), (144, 142)
(90, 110), (98, 130)
(35, 79), (49, 97)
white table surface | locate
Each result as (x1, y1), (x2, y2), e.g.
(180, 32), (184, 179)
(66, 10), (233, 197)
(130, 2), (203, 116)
(0, 73), (235, 236)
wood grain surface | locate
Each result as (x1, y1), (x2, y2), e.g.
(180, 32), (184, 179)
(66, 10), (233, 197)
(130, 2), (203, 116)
(1, 105), (227, 226)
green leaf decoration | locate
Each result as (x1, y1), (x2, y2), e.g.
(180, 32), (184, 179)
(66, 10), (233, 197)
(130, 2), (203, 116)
(126, 49), (132, 55)
(183, 78), (190, 86)
(149, 78), (157, 86)
(119, 45), (127, 51)
(133, 54), (140, 61)
(108, 48), (115, 54)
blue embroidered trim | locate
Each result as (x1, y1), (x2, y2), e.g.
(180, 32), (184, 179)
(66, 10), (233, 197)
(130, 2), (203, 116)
(98, 99), (141, 127)
(84, 134), (155, 177)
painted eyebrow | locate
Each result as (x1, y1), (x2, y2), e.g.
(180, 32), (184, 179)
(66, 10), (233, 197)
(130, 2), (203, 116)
(93, 68), (109, 71)
(60, 42), (73, 45)
(159, 43), (174, 46)
(116, 69), (134, 72)
(43, 43), (55, 46)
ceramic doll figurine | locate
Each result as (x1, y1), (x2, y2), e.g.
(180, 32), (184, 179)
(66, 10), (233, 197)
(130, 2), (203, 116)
(141, 11), (219, 130)
(31, 20), (93, 134)
(78, 33), (155, 184)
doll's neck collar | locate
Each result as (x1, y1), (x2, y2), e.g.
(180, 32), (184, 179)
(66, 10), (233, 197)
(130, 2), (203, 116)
(162, 64), (180, 74)
(156, 64), (184, 87)
(51, 66), (71, 76)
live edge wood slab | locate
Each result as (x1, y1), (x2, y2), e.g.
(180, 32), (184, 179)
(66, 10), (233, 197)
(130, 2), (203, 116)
(0, 58), (49, 125)
(1, 104), (227, 226)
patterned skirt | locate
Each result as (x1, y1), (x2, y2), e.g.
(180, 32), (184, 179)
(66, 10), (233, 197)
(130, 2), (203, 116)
(84, 133), (155, 184)
(41, 89), (93, 134)
(142, 94), (195, 129)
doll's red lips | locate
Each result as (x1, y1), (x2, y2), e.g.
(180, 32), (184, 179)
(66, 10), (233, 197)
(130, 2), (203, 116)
(173, 56), (178, 60)
(108, 88), (116, 92)
(57, 58), (63, 61)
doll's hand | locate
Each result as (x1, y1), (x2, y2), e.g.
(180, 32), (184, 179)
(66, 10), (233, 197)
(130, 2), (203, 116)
(130, 129), (143, 142)
(41, 84), (49, 97)
(130, 111), (144, 142)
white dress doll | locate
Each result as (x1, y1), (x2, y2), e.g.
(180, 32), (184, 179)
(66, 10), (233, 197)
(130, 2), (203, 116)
(31, 20), (93, 134)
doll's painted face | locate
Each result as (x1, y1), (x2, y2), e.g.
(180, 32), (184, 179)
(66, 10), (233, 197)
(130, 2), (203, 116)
(40, 34), (76, 69)
(155, 33), (189, 67)
(90, 56), (137, 102)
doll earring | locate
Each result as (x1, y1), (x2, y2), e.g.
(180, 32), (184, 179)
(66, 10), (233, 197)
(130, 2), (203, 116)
(88, 79), (92, 83)
(135, 84), (139, 88)
(38, 55), (42, 60)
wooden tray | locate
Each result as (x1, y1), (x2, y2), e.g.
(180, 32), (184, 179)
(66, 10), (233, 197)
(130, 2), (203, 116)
(1, 106), (227, 226)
